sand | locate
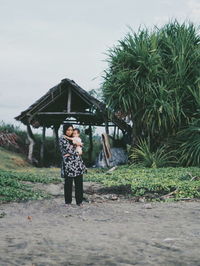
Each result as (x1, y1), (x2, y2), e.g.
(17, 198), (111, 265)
(0, 182), (200, 266)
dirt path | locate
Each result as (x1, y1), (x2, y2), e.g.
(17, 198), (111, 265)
(0, 182), (200, 266)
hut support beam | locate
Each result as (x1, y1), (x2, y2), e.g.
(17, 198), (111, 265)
(88, 125), (93, 164)
(105, 118), (109, 135)
(113, 125), (116, 139)
(53, 125), (60, 151)
(117, 127), (120, 139)
(27, 124), (36, 163)
(40, 126), (46, 166)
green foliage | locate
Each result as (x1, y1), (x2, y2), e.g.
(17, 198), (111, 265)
(0, 168), (61, 203)
(80, 128), (102, 165)
(0, 121), (24, 135)
(32, 135), (61, 167)
(0, 173), (48, 202)
(85, 166), (200, 201)
(0, 147), (31, 170)
(175, 119), (200, 166)
(88, 87), (104, 101)
(0, 169), (60, 184)
(0, 121), (28, 153)
(103, 21), (200, 166)
(130, 138), (175, 167)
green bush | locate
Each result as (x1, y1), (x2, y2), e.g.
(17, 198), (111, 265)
(174, 119), (200, 166)
(80, 128), (102, 166)
(130, 138), (175, 167)
(85, 165), (200, 201)
(102, 21), (200, 166)
(0, 168), (61, 203)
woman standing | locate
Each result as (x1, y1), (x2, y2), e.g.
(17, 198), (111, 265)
(59, 123), (86, 206)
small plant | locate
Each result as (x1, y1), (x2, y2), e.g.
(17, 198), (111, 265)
(85, 166), (200, 201)
(0, 168), (61, 203)
(130, 138), (174, 167)
(175, 119), (200, 166)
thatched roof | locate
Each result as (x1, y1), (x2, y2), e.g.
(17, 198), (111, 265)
(15, 78), (132, 133)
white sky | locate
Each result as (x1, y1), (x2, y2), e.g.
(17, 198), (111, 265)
(0, 0), (199, 135)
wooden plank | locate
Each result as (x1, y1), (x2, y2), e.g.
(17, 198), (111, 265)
(37, 112), (95, 116)
(42, 119), (116, 126)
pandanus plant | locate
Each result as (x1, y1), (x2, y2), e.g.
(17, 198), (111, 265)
(102, 21), (200, 166)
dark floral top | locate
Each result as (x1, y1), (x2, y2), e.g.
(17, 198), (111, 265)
(59, 135), (86, 178)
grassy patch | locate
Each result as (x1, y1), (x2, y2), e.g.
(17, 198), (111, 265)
(1, 142), (199, 203)
(0, 147), (62, 203)
(0, 168), (61, 203)
(85, 166), (200, 201)
(0, 147), (31, 170)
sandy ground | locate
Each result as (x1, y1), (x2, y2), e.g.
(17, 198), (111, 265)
(0, 182), (200, 266)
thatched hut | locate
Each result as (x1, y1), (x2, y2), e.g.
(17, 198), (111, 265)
(15, 78), (132, 165)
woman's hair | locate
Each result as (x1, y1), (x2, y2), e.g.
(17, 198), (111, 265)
(63, 123), (73, 135)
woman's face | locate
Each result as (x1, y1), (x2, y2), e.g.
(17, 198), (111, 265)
(65, 126), (73, 137)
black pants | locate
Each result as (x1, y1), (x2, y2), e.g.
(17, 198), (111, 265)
(64, 175), (83, 205)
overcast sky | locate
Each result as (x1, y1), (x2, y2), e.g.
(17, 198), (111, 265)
(0, 0), (199, 133)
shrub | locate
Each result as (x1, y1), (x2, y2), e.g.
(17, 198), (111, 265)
(102, 21), (200, 166)
(175, 119), (200, 166)
(130, 138), (175, 167)
(85, 165), (200, 201)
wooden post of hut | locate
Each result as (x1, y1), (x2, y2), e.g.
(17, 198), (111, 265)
(53, 125), (60, 151)
(88, 124), (93, 164)
(117, 127), (120, 139)
(27, 123), (36, 163)
(113, 125), (116, 139)
(40, 126), (46, 166)
(105, 118), (109, 135)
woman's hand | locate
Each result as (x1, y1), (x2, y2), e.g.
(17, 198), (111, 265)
(64, 154), (70, 157)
